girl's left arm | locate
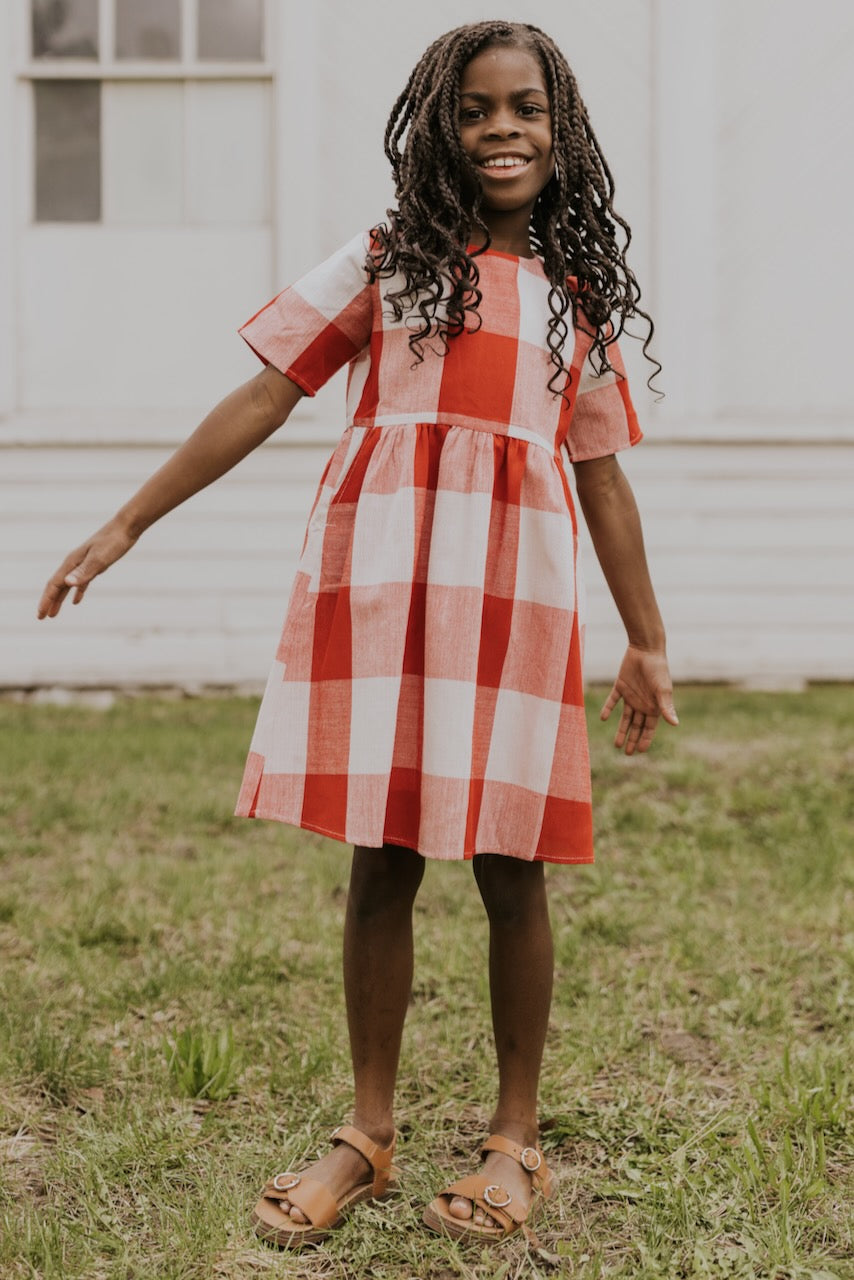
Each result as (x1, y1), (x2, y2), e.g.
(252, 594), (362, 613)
(573, 453), (678, 755)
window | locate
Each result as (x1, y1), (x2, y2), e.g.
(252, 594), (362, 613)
(32, 0), (99, 58)
(35, 80), (101, 221)
(27, 0), (271, 225)
(115, 0), (181, 60)
(198, 0), (264, 61)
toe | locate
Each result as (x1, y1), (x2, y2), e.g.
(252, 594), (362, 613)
(278, 1199), (307, 1224)
(448, 1194), (473, 1220)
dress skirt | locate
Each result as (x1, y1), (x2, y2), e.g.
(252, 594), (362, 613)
(235, 418), (594, 864)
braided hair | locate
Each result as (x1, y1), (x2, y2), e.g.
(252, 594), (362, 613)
(368, 20), (661, 398)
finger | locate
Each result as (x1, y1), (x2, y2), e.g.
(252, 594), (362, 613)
(38, 545), (90, 617)
(37, 585), (57, 619)
(50, 586), (72, 616)
(38, 576), (75, 619)
(623, 711), (646, 756)
(633, 713), (661, 754)
(600, 684), (621, 722)
(64, 554), (104, 599)
(613, 703), (633, 748)
(658, 694), (679, 726)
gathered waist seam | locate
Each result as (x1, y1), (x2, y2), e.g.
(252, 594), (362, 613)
(346, 416), (558, 456)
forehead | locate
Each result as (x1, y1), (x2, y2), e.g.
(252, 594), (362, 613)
(459, 44), (548, 96)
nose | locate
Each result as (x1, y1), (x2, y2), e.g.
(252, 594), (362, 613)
(485, 108), (522, 138)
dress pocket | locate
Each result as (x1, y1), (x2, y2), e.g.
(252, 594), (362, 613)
(328, 426), (377, 509)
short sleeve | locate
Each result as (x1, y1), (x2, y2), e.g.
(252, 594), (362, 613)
(239, 232), (374, 397)
(565, 329), (643, 462)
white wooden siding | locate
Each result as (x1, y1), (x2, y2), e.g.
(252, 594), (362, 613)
(2, 0), (854, 690)
(3, 437), (852, 689)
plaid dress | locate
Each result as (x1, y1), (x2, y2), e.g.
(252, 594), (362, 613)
(234, 232), (641, 863)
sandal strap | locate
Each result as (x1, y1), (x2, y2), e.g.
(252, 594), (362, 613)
(441, 1173), (527, 1227)
(331, 1124), (396, 1197)
(480, 1135), (553, 1197)
(263, 1175), (339, 1229)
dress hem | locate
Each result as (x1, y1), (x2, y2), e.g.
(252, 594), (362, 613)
(235, 806), (595, 866)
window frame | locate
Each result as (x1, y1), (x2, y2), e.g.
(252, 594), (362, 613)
(17, 0), (274, 226)
(21, 0), (273, 77)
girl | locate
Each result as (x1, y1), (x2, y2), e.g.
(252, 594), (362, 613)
(38, 20), (677, 1248)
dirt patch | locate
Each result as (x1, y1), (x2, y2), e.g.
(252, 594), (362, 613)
(0, 1130), (50, 1204)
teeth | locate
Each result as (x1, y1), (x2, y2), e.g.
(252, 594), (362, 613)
(481, 157), (529, 169)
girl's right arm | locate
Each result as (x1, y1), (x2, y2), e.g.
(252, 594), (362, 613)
(37, 364), (304, 619)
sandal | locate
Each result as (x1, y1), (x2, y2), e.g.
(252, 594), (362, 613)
(423, 1134), (553, 1242)
(252, 1123), (398, 1248)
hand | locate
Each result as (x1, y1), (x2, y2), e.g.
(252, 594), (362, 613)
(37, 518), (139, 619)
(600, 646), (678, 755)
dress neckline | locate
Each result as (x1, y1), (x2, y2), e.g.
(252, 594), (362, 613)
(467, 243), (543, 265)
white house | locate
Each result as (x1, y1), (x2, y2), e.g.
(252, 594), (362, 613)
(2, 0), (853, 689)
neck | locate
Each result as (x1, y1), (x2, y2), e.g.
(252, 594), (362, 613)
(469, 208), (535, 258)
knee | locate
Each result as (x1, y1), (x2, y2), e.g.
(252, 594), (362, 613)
(347, 843), (424, 921)
(474, 855), (546, 929)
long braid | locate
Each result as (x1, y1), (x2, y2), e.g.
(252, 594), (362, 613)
(369, 21), (662, 396)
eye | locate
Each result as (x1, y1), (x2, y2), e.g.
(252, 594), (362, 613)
(518, 103), (547, 117)
(459, 107), (484, 122)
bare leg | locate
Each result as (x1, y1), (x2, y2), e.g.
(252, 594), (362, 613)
(448, 854), (553, 1226)
(279, 842), (424, 1222)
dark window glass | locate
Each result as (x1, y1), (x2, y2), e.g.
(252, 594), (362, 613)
(35, 80), (101, 221)
(115, 0), (181, 60)
(198, 0), (264, 61)
(32, 0), (98, 58)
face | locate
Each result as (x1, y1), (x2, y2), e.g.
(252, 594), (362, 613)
(457, 44), (555, 220)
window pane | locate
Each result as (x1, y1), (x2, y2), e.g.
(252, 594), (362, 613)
(115, 0), (180, 59)
(32, 0), (98, 59)
(35, 81), (100, 221)
(103, 83), (183, 224)
(198, 0), (264, 61)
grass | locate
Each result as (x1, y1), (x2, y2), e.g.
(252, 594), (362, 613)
(0, 686), (851, 1279)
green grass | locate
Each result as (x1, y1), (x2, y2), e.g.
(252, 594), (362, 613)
(0, 687), (851, 1279)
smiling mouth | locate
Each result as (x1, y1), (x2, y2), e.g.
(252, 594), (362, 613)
(478, 156), (531, 172)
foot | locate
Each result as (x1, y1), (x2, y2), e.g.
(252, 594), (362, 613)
(276, 1124), (393, 1224)
(448, 1127), (539, 1230)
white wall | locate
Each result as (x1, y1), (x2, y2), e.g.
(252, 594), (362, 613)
(716, 0), (854, 421)
(5, 437), (852, 688)
(2, 0), (853, 690)
(0, 3), (15, 416)
(18, 227), (271, 412)
(11, 8), (275, 414)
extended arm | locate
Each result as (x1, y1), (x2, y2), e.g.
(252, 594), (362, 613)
(38, 364), (303, 619)
(573, 453), (678, 754)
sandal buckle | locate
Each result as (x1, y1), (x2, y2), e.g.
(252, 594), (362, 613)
(520, 1146), (542, 1172)
(272, 1172), (300, 1192)
(483, 1183), (512, 1209)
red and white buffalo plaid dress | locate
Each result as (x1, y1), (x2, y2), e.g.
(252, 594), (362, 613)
(234, 231), (642, 863)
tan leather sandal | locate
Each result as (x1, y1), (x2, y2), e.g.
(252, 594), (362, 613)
(252, 1124), (398, 1248)
(423, 1134), (553, 1242)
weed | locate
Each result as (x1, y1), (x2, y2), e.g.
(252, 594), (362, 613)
(165, 1026), (242, 1101)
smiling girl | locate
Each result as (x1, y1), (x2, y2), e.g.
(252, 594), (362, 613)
(39, 20), (677, 1248)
